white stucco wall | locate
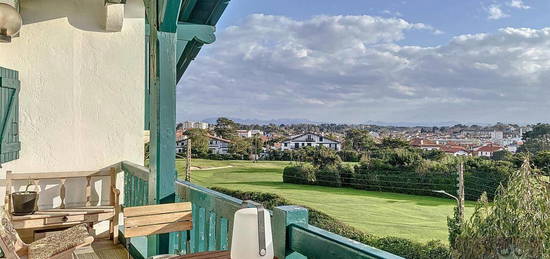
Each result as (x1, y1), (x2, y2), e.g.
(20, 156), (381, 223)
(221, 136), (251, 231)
(0, 0), (145, 234)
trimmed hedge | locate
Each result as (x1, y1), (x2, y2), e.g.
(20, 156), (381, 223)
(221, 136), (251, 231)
(338, 164), (356, 188)
(315, 166), (342, 187)
(352, 168), (456, 198)
(282, 164), (316, 185)
(283, 160), (511, 201)
(211, 187), (451, 259)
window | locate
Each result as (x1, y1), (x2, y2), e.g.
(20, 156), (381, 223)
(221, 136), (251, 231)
(307, 143), (312, 146)
(284, 143), (288, 147)
(319, 136), (324, 142)
(294, 143), (300, 148)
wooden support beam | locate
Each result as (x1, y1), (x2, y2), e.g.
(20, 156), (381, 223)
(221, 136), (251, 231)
(149, 30), (178, 255)
(176, 23), (216, 44)
(175, 23), (216, 81)
(158, 0), (183, 32)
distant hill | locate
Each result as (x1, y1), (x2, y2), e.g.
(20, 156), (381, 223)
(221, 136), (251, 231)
(201, 117), (325, 125)
(199, 117), (491, 127)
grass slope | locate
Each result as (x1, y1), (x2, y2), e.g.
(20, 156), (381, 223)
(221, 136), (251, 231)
(176, 159), (473, 243)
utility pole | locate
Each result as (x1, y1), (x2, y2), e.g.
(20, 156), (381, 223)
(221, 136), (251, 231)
(185, 138), (191, 182)
(457, 162), (465, 223)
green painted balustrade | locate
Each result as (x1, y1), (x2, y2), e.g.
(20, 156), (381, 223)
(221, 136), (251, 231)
(120, 171), (402, 258)
(273, 206), (404, 259)
(175, 180), (242, 254)
(174, 180), (403, 259)
(121, 161), (149, 207)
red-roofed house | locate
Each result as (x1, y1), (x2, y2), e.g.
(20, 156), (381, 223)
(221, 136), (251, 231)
(440, 145), (470, 156)
(475, 144), (503, 157)
(410, 138), (441, 151)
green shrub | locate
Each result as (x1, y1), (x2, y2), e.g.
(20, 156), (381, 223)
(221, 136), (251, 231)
(282, 164), (316, 185)
(211, 187), (451, 259)
(337, 150), (361, 162)
(315, 166), (342, 187)
(338, 164), (355, 187)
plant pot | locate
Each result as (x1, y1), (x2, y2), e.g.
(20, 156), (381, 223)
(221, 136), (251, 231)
(11, 191), (38, 216)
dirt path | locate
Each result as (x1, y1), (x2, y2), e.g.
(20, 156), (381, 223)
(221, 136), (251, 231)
(190, 165), (234, 171)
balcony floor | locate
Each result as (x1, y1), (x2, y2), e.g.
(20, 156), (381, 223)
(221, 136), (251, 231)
(74, 239), (128, 259)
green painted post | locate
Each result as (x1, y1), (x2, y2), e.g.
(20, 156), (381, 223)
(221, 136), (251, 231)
(151, 30), (178, 254)
(273, 206), (308, 259)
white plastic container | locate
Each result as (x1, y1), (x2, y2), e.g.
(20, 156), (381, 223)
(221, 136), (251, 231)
(230, 208), (274, 259)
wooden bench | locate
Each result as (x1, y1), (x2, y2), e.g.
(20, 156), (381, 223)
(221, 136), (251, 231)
(123, 202), (193, 255)
(0, 208), (94, 259)
(4, 168), (120, 244)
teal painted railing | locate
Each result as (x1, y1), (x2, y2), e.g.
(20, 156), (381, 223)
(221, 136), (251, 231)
(175, 180), (242, 254)
(273, 206), (403, 259)
(175, 180), (403, 259)
(121, 161), (149, 208)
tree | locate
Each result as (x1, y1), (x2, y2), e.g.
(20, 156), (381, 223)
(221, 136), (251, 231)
(385, 148), (422, 169)
(491, 150), (513, 161)
(214, 117), (237, 139)
(454, 159), (550, 258)
(343, 129), (376, 152)
(377, 137), (410, 149)
(250, 134), (264, 155)
(518, 123), (550, 154)
(185, 128), (209, 156)
(533, 151), (550, 176)
(228, 137), (251, 157)
(310, 146), (342, 169)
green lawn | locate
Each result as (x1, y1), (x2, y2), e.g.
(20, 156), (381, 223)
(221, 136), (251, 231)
(176, 159), (473, 243)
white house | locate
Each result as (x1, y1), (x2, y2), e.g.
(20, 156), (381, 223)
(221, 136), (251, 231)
(208, 135), (231, 154)
(182, 121), (209, 129)
(440, 146), (470, 156)
(176, 135), (231, 154)
(236, 129), (264, 138)
(281, 133), (341, 151)
(475, 144), (504, 157)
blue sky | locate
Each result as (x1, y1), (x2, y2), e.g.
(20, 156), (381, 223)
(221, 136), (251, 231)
(217, 0), (550, 46)
(176, 0), (550, 124)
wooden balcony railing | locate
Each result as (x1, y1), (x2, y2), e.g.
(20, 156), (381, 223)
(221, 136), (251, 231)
(120, 167), (402, 259)
(274, 206), (403, 259)
(121, 161), (149, 208)
(175, 181), (241, 253)
(175, 180), (403, 259)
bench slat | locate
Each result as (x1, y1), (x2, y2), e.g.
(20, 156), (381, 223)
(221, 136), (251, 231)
(124, 202), (191, 217)
(125, 221), (192, 238)
(125, 211), (192, 228)
(11, 207), (115, 220)
(12, 211), (115, 229)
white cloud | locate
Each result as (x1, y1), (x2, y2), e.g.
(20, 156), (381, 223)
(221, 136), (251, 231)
(382, 10), (402, 17)
(487, 5), (509, 20)
(177, 15), (550, 124)
(508, 0), (530, 9)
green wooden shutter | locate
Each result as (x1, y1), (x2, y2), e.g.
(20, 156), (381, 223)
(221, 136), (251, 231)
(0, 67), (20, 164)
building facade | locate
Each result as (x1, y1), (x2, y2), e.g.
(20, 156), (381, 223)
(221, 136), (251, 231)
(0, 0), (145, 235)
(176, 135), (231, 154)
(281, 133), (341, 151)
(182, 121), (209, 129)
(236, 129), (264, 138)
